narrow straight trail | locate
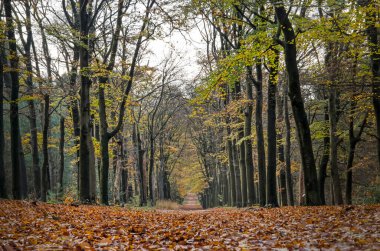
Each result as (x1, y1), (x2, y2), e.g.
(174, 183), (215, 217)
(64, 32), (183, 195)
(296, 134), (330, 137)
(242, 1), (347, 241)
(180, 193), (203, 210)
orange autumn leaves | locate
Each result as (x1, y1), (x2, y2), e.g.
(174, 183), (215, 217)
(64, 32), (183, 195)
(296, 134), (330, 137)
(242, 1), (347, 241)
(0, 200), (379, 250)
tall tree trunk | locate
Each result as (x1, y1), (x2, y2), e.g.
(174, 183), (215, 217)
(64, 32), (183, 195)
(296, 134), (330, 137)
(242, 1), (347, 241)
(346, 127), (355, 205)
(232, 140), (242, 207)
(0, 30), (7, 198)
(133, 124), (147, 206)
(69, 50), (80, 194)
(79, 0), (92, 203)
(226, 131), (236, 206)
(233, 80), (247, 207)
(5, 0), (26, 199)
(266, 50), (279, 207)
(318, 110), (330, 205)
(273, 3), (321, 205)
(284, 81), (294, 206)
(88, 122), (96, 202)
(59, 117), (65, 196)
(21, 2), (40, 199)
(329, 88), (343, 205)
(238, 129), (247, 207)
(149, 136), (155, 205)
(98, 86), (110, 204)
(362, 0), (380, 178)
(41, 95), (50, 202)
(255, 63), (266, 206)
(61, 0), (81, 196)
(277, 82), (287, 206)
(245, 67), (255, 205)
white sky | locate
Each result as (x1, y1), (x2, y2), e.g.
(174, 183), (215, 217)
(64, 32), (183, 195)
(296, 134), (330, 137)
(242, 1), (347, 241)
(145, 27), (205, 81)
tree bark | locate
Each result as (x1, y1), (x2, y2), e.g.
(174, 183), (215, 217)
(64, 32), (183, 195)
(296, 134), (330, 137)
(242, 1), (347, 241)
(232, 140), (242, 207)
(277, 82), (287, 206)
(254, 63), (266, 206)
(0, 29), (6, 198)
(5, 0), (26, 199)
(266, 50), (279, 207)
(79, 0), (92, 203)
(41, 95), (50, 202)
(59, 117), (65, 196)
(21, 2), (40, 199)
(346, 129), (355, 205)
(245, 67), (255, 205)
(149, 137), (155, 205)
(329, 88), (343, 205)
(226, 124), (236, 206)
(284, 73), (294, 206)
(362, 0), (380, 178)
(318, 110), (330, 205)
(133, 124), (147, 206)
(273, 2), (321, 205)
(238, 129), (247, 207)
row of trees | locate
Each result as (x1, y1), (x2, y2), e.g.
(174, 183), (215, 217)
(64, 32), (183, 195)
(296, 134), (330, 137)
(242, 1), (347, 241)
(0, 0), (196, 205)
(189, 0), (379, 207)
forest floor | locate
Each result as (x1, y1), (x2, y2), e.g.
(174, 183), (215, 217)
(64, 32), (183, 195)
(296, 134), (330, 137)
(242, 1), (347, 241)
(0, 200), (379, 250)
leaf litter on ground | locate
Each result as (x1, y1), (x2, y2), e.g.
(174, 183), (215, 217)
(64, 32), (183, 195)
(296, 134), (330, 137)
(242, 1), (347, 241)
(0, 200), (379, 250)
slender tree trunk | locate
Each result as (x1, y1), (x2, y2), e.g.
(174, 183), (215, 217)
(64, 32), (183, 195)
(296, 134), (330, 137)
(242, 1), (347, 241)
(226, 126), (236, 206)
(329, 88), (343, 205)
(22, 3), (40, 199)
(157, 135), (165, 200)
(266, 51), (279, 207)
(245, 67), (255, 205)
(79, 0), (92, 203)
(238, 129), (247, 207)
(277, 83), (287, 206)
(113, 154), (121, 205)
(41, 95), (50, 202)
(149, 136), (155, 205)
(28, 100), (40, 198)
(18, 137), (27, 197)
(88, 123), (96, 202)
(0, 34), (6, 198)
(69, 50), (80, 194)
(284, 82), (294, 205)
(59, 117), (65, 196)
(273, 3), (321, 205)
(99, 82), (110, 204)
(232, 140), (242, 207)
(368, 1), (380, 178)
(346, 135), (355, 205)
(319, 111), (330, 205)
(133, 124), (147, 206)
(5, 0), (26, 199)
(255, 63), (266, 206)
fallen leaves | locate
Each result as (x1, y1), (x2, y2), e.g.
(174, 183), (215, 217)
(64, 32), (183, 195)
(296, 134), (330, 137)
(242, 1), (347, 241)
(0, 200), (379, 250)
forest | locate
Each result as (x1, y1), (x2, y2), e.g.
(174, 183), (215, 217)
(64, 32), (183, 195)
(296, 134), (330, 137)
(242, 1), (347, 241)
(0, 0), (379, 249)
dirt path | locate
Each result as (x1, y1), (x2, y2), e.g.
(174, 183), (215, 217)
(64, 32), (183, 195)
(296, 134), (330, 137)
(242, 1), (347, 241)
(180, 193), (202, 210)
